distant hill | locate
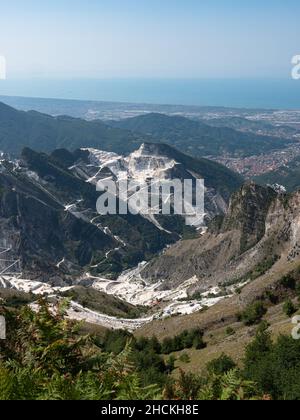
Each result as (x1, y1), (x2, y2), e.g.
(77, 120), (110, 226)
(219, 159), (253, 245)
(0, 102), (291, 161)
(110, 113), (292, 158)
(203, 116), (299, 138)
(0, 102), (145, 156)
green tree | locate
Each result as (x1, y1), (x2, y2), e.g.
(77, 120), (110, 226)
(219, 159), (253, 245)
(243, 328), (274, 398)
(280, 274), (296, 290)
(193, 335), (206, 350)
(207, 354), (236, 376)
(240, 302), (267, 326)
(283, 300), (297, 317)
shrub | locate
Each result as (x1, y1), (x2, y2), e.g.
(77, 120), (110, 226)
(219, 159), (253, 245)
(173, 369), (202, 400)
(179, 353), (191, 364)
(0, 301), (162, 400)
(225, 327), (235, 336)
(264, 290), (279, 305)
(206, 354), (236, 376)
(193, 335), (206, 350)
(198, 369), (259, 400)
(283, 300), (297, 318)
(296, 283), (300, 301)
(247, 255), (279, 281)
(240, 302), (267, 326)
(4, 299), (300, 400)
(165, 355), (176, 372)
(280, 274), (296, 290)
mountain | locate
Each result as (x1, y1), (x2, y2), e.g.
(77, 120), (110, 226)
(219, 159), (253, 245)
(0, 143), (241, 283)
(203, 116), (299, 139)
(139, 182), (287, 290)
(0, 148), (178, 283)
(0, 101), (290, 162)
(0, 102), (146, 156)
(134, 183), (300, 367)
(80, 142), (243, 206)
(3, 152), (300, 396)
(109, 113), (293, 158)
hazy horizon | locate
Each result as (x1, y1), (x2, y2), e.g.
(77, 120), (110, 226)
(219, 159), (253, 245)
(0, 0), (299, 80)
(1, 78), (300, 109)
(1, 1), (300, 108)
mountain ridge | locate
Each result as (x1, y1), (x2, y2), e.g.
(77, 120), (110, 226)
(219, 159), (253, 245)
(0, 142), (242, 282)
(109, 113), (293, 158)
(0, 102), (292, 161)
(0, 101), (146, 156)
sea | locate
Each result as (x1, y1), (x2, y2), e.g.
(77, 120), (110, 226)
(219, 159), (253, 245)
(0, 78), (299, 109)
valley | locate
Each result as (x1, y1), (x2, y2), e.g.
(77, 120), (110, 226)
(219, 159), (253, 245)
(3, 0), (300, 402)
(1, 96), (300, 183)
(1, 177), (300, 339)
(1, 99), (300, 400)
(0, 260), (234, 331)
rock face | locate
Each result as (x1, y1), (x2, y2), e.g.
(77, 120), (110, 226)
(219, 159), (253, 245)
(0, 149), (175, 283)
(0, 143), (241, 283)
(140, 182), (300, 293)
(220, 182), (277, 253)
(0, 158), (114, 282)
(79, 142), (241, 223)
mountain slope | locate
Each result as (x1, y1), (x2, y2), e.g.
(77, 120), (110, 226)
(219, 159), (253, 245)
(110, 113), (292, 158)
(0, 101), (288, 163)
(0, 102), (146, 156)
(0, 142), (242, 282)
(0, 148), (179, 282)
(140, 182), (283, 289)
(80, 142), (243, 205)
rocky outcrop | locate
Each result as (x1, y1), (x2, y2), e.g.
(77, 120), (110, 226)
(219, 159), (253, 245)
(220, 182), (277, 253)
(141, 182), (299, 292)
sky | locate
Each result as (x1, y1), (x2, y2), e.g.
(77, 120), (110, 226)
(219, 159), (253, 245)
(0, 0), (300, 79)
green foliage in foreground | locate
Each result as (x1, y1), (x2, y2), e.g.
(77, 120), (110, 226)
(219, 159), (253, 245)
(0, 301), (162, 400)
(1, 302), (300, 400)
(243, 325), (300, 400)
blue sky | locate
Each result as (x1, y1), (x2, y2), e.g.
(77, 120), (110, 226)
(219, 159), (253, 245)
(0, 0), (299, 79)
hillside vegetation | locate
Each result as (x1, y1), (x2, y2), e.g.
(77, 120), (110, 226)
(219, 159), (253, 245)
(0, 102), (144, 156)
(1, 297), (300, 400)
(110, 113), (292, 158)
